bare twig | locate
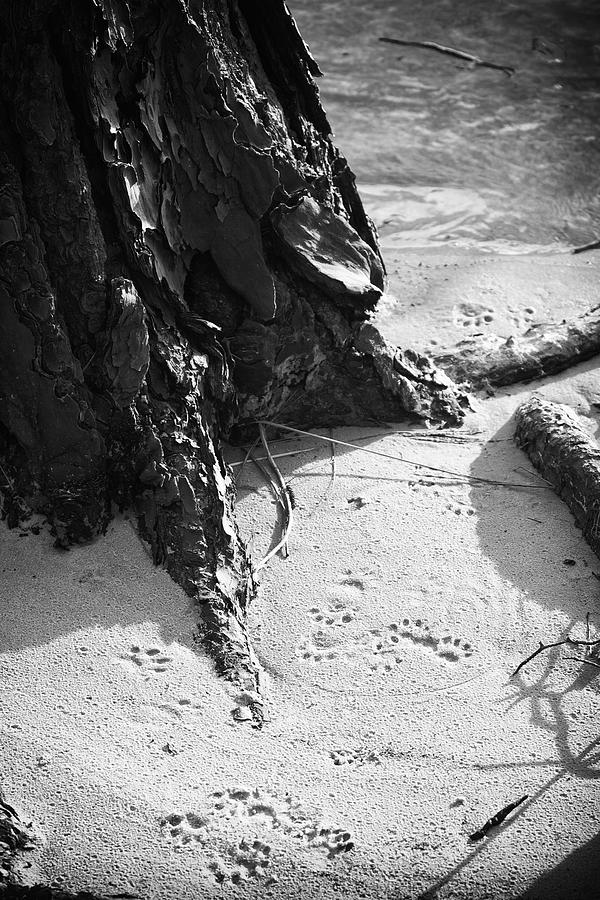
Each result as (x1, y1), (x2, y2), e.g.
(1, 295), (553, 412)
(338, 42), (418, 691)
(379, 36), (515, 76)
(469, 795), (528, 842)
(0, 461), (15, 490)
(512, 634), (600, 677)
(563, 656), (600, 670)
(329, 426), (336, 487)
(572, 238), (600, 255)
(258, 421), (549, 490)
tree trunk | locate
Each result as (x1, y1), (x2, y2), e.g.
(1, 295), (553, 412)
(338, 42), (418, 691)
(0, 0), (467, 715)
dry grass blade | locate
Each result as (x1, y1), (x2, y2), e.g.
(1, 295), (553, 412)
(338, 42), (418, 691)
(253, 424), (294, 572)
(258, 421), (549, 490)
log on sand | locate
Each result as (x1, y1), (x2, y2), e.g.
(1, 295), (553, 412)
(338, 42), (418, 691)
(436, 305), (600, 390)
(514, 396), (600, 557)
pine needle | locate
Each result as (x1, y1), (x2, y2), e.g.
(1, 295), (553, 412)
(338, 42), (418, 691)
(258, 421), (549, 490)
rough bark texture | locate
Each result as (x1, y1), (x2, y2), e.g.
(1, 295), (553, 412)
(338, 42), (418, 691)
(435, 304), (600, 391)
(0, 0), (468, 716)
(515, 396), (600, 557)
(0, 791), (36, 886)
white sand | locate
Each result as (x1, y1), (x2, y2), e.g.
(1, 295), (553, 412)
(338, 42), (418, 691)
(3, 252), (600, 898)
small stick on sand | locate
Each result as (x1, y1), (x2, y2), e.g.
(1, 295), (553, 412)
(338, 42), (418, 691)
(468, 795), (528, 842)
(379, 36), (515, 76)
(329, 427), (336, 487)
(572, 238), (600, 255)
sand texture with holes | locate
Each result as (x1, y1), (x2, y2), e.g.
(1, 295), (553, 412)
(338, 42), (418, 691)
(3, 251), (600, 898)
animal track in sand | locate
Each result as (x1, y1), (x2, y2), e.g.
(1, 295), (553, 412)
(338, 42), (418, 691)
(385, 619), (474, 663)
(207, 838), (273, 885)
(444, 501), (476, 517)
(210, 788), (353, 859)
(122, 645), (173, 676)
(309, 602), (356, 628)
(453, 302), (494, 330)
(163, 787), (353, 882)
(330, 747), (382, 767)
(508, 304), (536, 329)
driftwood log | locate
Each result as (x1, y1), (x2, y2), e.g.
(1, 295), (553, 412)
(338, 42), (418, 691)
(515, 396), (600, 557)
(436, 305), (600, 391)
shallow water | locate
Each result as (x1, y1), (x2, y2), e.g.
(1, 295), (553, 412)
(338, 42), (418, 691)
(289, 0), (600, 251)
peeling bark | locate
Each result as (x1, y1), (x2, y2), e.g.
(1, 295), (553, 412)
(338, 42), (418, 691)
(435, 304), (600, 391)
(0, 0), (467, 720)
(515, 397), (600, 557)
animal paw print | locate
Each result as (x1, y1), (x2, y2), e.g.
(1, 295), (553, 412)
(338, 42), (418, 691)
(301, 824), (354, 859)
(208, 787), (354, 860)
(161, 811), (209, 848)
(309, 603), (355, 627)
(330, 747), (382, 767)
(365, 626), (404, 672)
(207, 839), (272, 884)
(296, 633), (348, 663)
(508, 305), (536, 329)
(453, 302), (494, 329)
(444, 502), (476, 517)
(124, 645), (172, 676)
(393, 618), (474, 663)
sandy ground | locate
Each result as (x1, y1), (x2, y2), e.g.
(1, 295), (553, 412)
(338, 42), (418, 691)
(2, 248), (600, 899)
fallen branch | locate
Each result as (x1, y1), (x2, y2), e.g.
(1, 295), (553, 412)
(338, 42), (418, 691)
(379, 36), (515, 76)
(436, 304), (600, 390)
(468, 795), (528, 842)
(514, 397), (600, 556)
(512, 636), (600, 677)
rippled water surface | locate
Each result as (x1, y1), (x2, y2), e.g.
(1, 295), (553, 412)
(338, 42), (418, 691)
(289, 0), (600, 250)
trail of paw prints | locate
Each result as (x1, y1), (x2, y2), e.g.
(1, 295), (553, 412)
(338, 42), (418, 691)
(209, 788), (354, 858)
(330, 747), (382, 767)
(120, 645), (173, 678)
(308, 603), (356, 628)
(163, 787), (354, 882)
(453, 302), (494, 330)
(389, 618), (474, 663)
(443, 499), (476, 517)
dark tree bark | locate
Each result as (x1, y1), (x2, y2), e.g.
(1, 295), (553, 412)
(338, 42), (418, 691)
(0, 0), (467, 715)
(515, 396), (600, 558)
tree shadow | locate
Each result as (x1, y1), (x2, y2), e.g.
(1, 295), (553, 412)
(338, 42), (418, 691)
(0, 514), (197, 654)
(517, 828), (600, 899)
